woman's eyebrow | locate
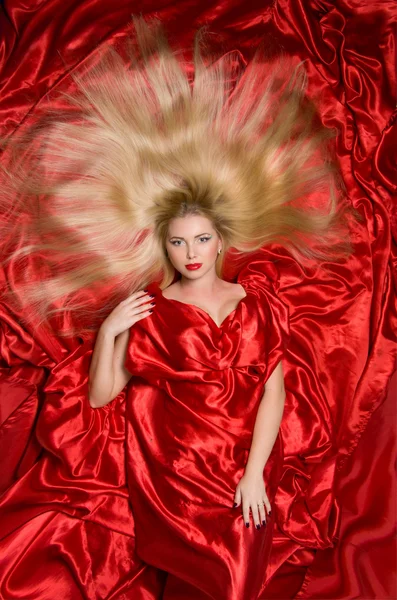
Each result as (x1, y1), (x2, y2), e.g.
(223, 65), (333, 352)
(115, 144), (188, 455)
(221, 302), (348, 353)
(169, 232), (212, 240)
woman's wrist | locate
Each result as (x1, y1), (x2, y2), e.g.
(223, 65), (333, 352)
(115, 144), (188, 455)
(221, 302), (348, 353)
(244, 462), (265, 479)
(99, 319), (117, 339)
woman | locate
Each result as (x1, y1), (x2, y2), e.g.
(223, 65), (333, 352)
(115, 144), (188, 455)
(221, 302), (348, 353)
(88, 211), (288, 598)
(0, 15), (356, 600)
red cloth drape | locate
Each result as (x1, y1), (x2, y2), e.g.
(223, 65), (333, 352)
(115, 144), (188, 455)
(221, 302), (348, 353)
(0, 1), (395, 598)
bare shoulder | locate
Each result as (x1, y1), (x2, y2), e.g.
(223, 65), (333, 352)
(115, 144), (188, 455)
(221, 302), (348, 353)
(161, 281), (181, 300)
(221, 280), (247, 299)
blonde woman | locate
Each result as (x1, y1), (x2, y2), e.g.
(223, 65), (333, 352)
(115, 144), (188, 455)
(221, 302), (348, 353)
(88, 210), (291, 598)
(1, 16), (357, 599)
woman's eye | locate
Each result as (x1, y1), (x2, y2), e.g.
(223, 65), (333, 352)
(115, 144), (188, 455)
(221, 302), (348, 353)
(170, 238), (210, 245)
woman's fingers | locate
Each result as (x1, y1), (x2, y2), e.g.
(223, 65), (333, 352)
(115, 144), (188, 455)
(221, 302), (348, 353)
(119, 290), (155, 316)
(121, 290), (146, 304)
(258, 501), (267, 525)
(234, 476), (271, 530)
(251, 503), (261, 529)
(125, 290), (154, 306)
(131, 300), (155, 315)
(242, 498), (250, 528)
(233, 487), (242, 508)
(239, 495), (270, 529)
(134, 308), (154, 322)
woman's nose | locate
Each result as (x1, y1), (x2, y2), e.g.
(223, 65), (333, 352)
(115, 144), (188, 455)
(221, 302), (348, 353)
(186, 245), (196, 259)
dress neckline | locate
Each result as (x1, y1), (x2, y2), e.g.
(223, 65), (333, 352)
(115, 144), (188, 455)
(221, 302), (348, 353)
(157, 283), (248, 330)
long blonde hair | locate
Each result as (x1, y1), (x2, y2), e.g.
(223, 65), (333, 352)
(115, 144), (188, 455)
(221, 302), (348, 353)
(0, 16), (360, 331)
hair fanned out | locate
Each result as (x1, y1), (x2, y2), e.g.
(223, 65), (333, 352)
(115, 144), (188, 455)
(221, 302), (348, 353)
(0, 16), (360, 331)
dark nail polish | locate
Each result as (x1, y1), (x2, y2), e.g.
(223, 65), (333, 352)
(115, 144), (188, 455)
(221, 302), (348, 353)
(256, 524), (261, 530)
(245, 522), (249, 528)
(149, 309), (153, 313)
(262, 520), (266, 526)
(233, 502), (238, 508)
(268, 511), (272, 516)
(149, 294), (155, 298)
(151, 302), (155, 306)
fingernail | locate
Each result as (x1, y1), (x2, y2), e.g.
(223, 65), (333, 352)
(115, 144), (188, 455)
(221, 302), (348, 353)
(245, 522), (249, 528)
(256, 524), (261, 530)
(268, 511), (272, 516)
(233, 502), (238, 508)
(151, 302), (155, 306)
(149, 309), (153, 313)
(262, 520), (266, 526)
(149, 294), (155, 298)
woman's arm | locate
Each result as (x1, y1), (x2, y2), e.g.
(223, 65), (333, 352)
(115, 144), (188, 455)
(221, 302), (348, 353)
(88, 289), (155, 408)
(244, 360), (286, 477)
(88, 328), (131, 408)
(233, 360), (286, 528)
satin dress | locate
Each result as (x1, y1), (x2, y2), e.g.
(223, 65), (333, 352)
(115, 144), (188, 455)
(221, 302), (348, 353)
(124, 262), (290, 600)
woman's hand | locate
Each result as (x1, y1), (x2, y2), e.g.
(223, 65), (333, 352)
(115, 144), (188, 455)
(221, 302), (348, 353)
(233, 470), (271, 529)
(101, 289), (155, 337)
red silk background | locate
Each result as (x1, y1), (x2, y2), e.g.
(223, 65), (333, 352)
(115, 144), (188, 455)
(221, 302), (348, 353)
(0, 1), (395, 599)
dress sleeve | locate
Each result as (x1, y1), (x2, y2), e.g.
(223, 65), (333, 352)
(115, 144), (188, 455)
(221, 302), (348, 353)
(238, 256), (291, 372)
(124, 307), (175, 385)
(124, 322), (163, 382)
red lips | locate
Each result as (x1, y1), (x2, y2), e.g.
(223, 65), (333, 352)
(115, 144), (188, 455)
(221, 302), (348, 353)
(185, 263), (202, 270)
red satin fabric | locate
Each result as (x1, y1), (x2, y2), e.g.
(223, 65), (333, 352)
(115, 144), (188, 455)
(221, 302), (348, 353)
(0, 1), (396, 599)
(124, 267), (289, 599)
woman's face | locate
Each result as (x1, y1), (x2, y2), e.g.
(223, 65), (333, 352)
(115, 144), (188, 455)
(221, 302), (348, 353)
(165, 214), (222, 279)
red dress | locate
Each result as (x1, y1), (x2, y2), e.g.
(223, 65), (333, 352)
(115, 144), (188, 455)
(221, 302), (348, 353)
(124, 263), (290, 600)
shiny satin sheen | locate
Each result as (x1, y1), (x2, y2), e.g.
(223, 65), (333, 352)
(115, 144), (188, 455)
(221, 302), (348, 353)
(124, 266), (290, 599)
(0, 1), (395, 599)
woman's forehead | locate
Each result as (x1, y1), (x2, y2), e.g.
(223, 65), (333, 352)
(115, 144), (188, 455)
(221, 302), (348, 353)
(167, 214), (216, 236)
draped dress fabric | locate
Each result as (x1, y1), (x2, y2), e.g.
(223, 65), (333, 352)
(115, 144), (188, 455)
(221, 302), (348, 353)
(124, 265), (290, 599)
